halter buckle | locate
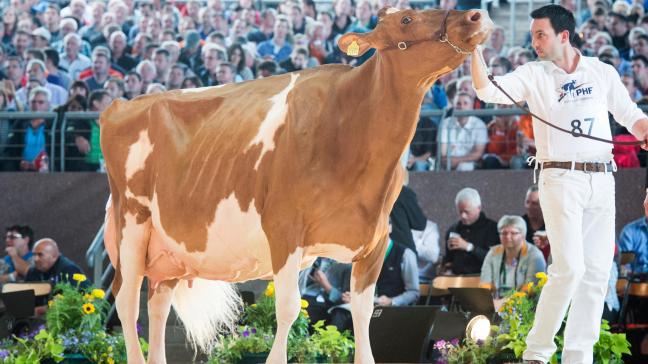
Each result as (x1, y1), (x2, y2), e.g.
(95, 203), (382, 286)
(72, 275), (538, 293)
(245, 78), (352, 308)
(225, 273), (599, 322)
(397, 42), (407, 50)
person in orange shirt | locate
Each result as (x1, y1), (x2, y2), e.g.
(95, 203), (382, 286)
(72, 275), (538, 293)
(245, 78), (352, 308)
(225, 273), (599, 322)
(482, 104), (525, 168)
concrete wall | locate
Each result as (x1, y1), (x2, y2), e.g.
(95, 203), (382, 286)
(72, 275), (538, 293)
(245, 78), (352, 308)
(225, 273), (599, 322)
(0, 168), (645, 274)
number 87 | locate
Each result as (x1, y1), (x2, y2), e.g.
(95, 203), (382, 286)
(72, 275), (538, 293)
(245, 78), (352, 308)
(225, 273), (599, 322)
(571, 117), (595, 136)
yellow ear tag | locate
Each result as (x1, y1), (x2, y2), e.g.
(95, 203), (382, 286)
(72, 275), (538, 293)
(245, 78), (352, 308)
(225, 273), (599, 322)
(347, 40), (360, 56)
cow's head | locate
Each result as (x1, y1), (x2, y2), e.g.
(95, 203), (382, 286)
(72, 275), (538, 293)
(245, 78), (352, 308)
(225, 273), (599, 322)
(339, 7), (493, 77)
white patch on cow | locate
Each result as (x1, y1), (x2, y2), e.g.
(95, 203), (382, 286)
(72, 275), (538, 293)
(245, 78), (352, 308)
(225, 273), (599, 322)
(178, 84), (226, 94)
(386, 7), (400, 14)
(125, 129), (154, 180)
(149, 191), (272, 282)
(303, 243), (363, 265)
(350, 282), (377, 363)
(247, 73), (299, 169)
(470, 11), (494, 38)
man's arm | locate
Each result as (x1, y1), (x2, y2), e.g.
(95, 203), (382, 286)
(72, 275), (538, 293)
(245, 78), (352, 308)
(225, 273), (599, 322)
(470, 48), (529, 104)
(390, 249), (420, 306)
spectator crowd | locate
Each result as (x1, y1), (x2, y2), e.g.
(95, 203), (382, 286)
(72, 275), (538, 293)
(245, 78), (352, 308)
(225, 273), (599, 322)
(0, 0), (646, 171)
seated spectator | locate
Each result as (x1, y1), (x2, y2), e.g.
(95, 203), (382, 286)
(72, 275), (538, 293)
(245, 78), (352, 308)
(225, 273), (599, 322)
(227, 43), (255, 81)
(442, 188), (500, 275)
(216, 62), (236, 85)
(199, 43), (227, 86)
(81, 46), (122, 92)
(166, 64), (188, 90)
(257, 60), (279, 78)
(279, 46), (309, 72)
(146, 83), (167, 94)
(0, 225), (35, 285)
(70, 90), (112, 172)
(125, 71), (144, 99)
(104, 77), (126, 100)
(631, 54), (648, 95)
(375, 221), (420, 307)
(25, 238), (87, 314)
(181, 76), (204, 89)
(0, 82), (21, 171)
(521, 185), (550, 262)
(300, 258), (352, 332)
(438, 92), (488, 171)
(257, 15), (293, 63)
(6, 87), (53, 172)
(60, 33), (93, 81)
(480, 215), (546, 298)
(15, 59), (68, 108)
(618, 199), (648, 274)
(43, 48), (71, 91)
(598, 45), (631, 75)
(482, 104), (522, 169)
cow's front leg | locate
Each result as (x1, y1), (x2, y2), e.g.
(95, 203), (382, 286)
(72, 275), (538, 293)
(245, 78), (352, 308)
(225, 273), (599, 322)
(351, 234), (389, 364)
(267, 246), (304, 364)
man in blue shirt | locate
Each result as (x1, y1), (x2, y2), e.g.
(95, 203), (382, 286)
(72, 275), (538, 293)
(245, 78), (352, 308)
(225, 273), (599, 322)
(618, 195), (648, 274)
(0, 225), (35, 284)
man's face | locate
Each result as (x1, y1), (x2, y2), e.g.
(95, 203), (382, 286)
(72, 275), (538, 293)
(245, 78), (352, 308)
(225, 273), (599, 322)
(524, 191), (542, 217)
(203, 50), (222, 71)
(6, 60), (23, 81)
(93, 94), (112, 112)
(44, 8), (60, 28)
(110, 35), (127, 54)
(153, 54), (169, 73)
(105, 82), (122, 99)
(65, 37), (80, 56)
(93, 55), (109, 75)
(632, 38), (648, 58)
(30, 92), (50, 111)
(32, 35), (49, 49)
(456, 200), (481, 226)
(168, 67), (185, 86)
(60, 21), (77, 36)
(27, 64), (45, 83)
(125, 74), (143, 94)
(291, 53), (307, 69)
(274, 20), (289, 39)
(531, 18), (563, 61)
(607, 16), (628, 37)
(71, 0), (86, 19)
(5, 230), (28, 253)
(33, 244), (58, 272)
(632, 60), (646, 78)
(13, 33), (31, 54)
(454, 95), (473, 110)
(216, 65), (233, 84)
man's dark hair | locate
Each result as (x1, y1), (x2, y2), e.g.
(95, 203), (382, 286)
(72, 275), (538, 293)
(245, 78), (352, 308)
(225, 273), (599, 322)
(26, 49), (46, 62)
(530, 5), (576, 44)
(88, 89), (110, 110)
(631, 54), (648, 67)
(257, 60), (278, 74)
(44, 48), (59, 67)
(6, 225), (35, 249)
(126, 70), (143, 81)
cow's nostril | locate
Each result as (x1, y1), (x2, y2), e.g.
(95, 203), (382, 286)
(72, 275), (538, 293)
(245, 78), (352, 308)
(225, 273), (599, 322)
(470, 11), (481, 22)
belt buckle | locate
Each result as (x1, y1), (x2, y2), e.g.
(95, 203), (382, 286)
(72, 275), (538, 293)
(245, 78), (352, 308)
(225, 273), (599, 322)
(582, 162), (591, 173)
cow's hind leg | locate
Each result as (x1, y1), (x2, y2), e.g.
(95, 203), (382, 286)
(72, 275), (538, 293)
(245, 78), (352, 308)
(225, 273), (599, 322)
(114, 210), (150, 364)
(147, 279), (178, 364)
(351, 234), (389, 364)
(267, 247), (304, 364)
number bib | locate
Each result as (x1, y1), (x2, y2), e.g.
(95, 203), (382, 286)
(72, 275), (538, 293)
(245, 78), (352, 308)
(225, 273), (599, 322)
(545, 73), (612, 161)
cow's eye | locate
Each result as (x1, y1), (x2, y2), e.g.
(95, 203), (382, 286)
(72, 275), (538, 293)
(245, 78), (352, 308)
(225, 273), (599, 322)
(401, 16), (412, 25)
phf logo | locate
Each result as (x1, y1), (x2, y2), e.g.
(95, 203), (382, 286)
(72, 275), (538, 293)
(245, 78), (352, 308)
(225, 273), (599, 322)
(557, 80), (593, 102)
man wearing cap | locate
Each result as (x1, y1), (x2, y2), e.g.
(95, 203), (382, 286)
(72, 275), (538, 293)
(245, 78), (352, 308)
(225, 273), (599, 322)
(15, 59), (68, 108)
(31, 27), (51, 49)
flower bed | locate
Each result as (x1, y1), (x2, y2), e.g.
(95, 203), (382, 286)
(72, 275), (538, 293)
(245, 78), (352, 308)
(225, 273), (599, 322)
(0, 274), (147, 364)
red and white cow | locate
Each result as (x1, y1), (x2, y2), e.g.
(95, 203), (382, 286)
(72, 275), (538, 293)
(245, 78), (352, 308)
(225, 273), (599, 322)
(101, 7), (492, 363)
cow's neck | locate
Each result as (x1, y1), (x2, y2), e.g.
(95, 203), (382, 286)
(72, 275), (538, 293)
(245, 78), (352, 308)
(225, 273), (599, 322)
(341, 52), (439, 166)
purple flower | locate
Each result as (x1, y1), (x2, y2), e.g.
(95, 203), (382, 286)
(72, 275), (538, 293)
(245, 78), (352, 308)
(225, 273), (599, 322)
(251, 328), (257, 334)
(433, 340), (447, 350)
(0, 350), (9, 359)
(242, 330), (250, 338)
(450, 338), (459, 346)
(476, 339), (484, 346)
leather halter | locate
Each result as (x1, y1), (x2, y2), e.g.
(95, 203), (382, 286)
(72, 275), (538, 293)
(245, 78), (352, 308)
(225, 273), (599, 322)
(388, 10), (471, 54)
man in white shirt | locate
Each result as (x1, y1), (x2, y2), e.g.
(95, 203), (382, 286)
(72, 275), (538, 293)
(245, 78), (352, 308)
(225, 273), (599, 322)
(471, 5), (648, 364)
(438, 92), (488, 171)
(59, 33), (92, 81)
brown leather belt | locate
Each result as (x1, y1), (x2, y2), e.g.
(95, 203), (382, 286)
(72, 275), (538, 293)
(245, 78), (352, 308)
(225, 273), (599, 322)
(542, 161), (614, 173)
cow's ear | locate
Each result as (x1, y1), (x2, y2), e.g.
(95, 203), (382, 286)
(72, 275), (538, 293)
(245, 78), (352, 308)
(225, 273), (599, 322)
(338, 33), (373, 57)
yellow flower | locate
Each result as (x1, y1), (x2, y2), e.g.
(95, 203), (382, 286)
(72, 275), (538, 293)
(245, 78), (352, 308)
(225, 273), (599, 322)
(301, 309), (309, 317)
(48, 300), (53, 307)
(264, 282), (275, 297)
(535, 272), (547, 280)
(73, 273), (87, 282)
(513, 292), (527, 299)
(84, 293), (94, 301)
(108, 346), (113, 352)
(107, 358), (114, 364)
(522, 282), (534, 292)
(54, 294), (63, 300)
(82, 303), (96, 314)
(251, 304), (257, 307)
(300, 299), (309, 309)
(92, 289), (106, 299)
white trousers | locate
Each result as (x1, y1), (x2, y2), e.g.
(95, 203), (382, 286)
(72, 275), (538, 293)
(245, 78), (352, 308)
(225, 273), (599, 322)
(523, 168), (616, 364)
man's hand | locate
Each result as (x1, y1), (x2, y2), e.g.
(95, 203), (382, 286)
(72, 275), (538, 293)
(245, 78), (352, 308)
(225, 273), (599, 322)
(377, 295), (393, 306)
(448, 235), (470, 251)
(75, 136), (91, 154)
(341, 291), (351, 303)
(5, 246), (18, 258)
(311, 269), (333, 293)
(632, 119), (648, 151)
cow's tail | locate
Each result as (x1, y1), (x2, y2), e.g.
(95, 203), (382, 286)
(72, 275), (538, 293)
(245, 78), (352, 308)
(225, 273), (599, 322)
(172, 278), (242, 353)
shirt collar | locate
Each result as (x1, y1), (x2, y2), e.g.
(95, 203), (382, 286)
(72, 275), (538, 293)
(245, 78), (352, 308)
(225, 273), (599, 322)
(541, 48), (590, 75)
